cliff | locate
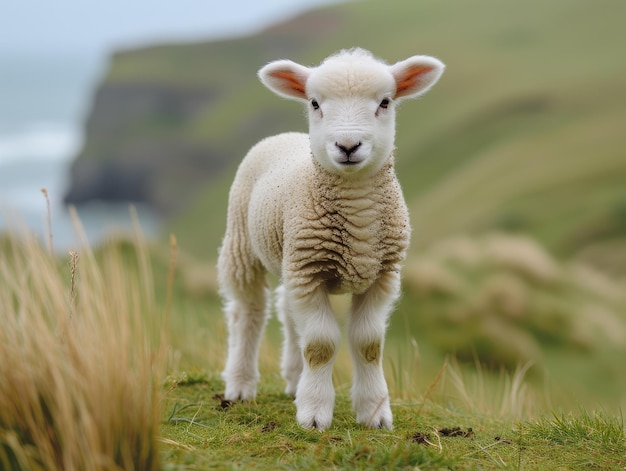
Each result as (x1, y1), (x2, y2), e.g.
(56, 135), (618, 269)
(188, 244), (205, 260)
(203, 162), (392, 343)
(64, 6), (343, 214)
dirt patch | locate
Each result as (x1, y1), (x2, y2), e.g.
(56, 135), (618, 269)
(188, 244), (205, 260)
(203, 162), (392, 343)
(212, 393), (234, 410)
(261, 421), (279, 433)
(409, 432), (431, 444)
(439, 426), (474, 438)
(409, 426), (475, 445)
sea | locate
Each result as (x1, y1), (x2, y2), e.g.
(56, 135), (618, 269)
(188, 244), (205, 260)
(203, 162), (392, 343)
(0, 52), (160, 252)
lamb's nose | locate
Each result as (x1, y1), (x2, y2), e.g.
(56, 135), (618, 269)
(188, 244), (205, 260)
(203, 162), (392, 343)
(335, 141), (362, 157)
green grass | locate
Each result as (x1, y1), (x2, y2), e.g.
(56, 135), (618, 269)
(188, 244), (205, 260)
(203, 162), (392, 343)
(521, 411), (626, 469)
(159, 373), (626, 470)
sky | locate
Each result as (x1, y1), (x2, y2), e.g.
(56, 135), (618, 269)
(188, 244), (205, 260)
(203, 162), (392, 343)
(0, 0), (341, 57)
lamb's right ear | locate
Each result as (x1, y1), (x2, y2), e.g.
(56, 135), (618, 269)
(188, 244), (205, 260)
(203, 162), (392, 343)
(258, 60), (311, 101)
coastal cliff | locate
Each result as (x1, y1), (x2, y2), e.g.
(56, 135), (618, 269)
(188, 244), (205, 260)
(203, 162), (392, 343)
(63, 7), (343, 214)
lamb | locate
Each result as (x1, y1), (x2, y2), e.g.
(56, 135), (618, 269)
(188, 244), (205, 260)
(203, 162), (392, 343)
(217, 48), (444, 430)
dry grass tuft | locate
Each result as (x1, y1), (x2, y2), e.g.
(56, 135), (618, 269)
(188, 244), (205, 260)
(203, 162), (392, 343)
(402, 232), (626, 369)
(443, 359), (536, 421)
(0, 219), (167, 470)
(482, 233), (560, 284)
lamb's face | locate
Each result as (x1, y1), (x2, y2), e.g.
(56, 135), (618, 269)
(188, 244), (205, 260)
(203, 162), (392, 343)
(304, 60), (397, 176)
(259, 48), (445, 177)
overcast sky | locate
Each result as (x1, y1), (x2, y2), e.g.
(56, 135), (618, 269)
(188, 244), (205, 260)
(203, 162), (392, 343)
(0, 0), (341, 56)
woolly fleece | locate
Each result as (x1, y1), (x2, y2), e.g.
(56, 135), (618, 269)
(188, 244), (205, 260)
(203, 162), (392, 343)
(220, 132), (410, 298)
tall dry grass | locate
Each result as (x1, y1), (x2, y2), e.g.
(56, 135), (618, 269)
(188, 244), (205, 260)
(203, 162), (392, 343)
(0, 215), (168, 470)
(402, 233), (626, 368)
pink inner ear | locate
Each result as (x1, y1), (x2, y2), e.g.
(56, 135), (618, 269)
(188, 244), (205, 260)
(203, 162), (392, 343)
(272, 70), (306, 95)
(396, 66), (433, 96)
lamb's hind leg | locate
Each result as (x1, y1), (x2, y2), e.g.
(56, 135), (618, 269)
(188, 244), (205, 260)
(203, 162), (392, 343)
(276, 285), (303, 396)
(348, 271), (401, 429)
(219, 261), (268, 401)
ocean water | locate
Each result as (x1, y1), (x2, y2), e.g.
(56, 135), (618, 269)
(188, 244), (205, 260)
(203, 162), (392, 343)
(0, 53), (160, 251)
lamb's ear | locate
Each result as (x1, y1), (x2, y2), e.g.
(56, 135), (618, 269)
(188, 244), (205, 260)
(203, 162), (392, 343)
(390, 55), (445, 100)
(258, 60), (311, 101)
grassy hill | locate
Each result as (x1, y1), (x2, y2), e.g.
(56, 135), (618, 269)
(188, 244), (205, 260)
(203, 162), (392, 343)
(162, 0), (626, 275)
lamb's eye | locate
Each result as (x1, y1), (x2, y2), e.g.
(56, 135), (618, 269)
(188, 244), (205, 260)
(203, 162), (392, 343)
(379, 98), (390, 109)
(311, 99), (320, 110)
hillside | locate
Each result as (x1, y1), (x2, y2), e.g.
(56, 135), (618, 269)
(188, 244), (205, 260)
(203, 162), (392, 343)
(65, 0), (626, 274)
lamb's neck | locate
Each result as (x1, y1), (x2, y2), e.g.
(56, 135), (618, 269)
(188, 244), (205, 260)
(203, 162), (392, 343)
(310, 151), (399, 220)
(311, 151), (397, 194)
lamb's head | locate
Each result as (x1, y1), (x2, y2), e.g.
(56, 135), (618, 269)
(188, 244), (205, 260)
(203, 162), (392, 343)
(259, 48), (445, 176)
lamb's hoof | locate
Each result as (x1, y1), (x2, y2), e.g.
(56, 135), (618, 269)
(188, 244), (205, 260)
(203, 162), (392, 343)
(297, 413), (333, 431)
(296, 403), (334, 431)
(358, 415), (393, 430)
(355, 397), (393, 430)
(223, 380), (257, 402)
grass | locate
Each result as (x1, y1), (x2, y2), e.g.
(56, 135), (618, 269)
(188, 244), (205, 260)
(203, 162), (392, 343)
(521, 411), (626, 469)
(159, 372), (626, 470)
(3, 181), (626, 469)
(0, 214), (167, 470)
(0, 221), (625, 469)
(396, 233), (626, 412)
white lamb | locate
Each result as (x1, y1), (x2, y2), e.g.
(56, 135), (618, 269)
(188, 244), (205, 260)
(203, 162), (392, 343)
(218, 48), (444, 430)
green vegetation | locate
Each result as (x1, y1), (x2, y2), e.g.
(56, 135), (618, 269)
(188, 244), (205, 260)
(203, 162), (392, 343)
(160, 374), (626, 470)
(400, 233), (626, 408)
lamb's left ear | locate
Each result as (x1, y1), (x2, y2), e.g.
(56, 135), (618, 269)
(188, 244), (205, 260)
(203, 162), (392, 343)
(389, 55), (445, 100)
(258, 60), (311, 102)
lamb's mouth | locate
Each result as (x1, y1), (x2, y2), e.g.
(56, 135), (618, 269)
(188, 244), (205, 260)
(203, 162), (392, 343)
(337, 157), (363, 166)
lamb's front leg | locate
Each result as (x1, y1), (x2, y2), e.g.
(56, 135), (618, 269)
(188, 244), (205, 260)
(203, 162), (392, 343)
(287, 286), (341, 431)
(348, 271), (401, 429)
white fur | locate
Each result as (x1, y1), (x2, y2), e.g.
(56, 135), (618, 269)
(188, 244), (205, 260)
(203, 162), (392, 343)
(218, 48), (444, 430)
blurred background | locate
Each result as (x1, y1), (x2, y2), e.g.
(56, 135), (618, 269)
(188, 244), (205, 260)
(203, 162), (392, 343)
(1, 0), (625, 412)
(0, 0), (337, 247)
